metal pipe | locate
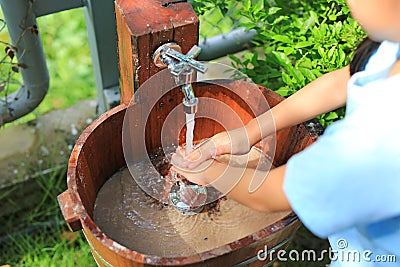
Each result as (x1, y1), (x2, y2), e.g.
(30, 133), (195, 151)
(33, 0), (85, 17)
(0, 0), (49, 125)
(198, 27), (257, 61)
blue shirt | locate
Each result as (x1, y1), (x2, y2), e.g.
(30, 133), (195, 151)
(284, 41), (400, 266)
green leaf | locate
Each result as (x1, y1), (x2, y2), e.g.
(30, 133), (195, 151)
(295, 41), (314, 49)
(275, 86), (292, 97)
(291, 68), (305, 84)
(281, 72), (292, 85)
(272, 51), (291, 66)
(298, 58), (313, 69)
(325, 112), (339, 120)
(317, 46), (325, 57)
(338, 48), (346, 65)
(272, 15), (289, 26)
(268, 7), (282, 15)
(250, 0), (264, 14)
(243, 0), (251, 10)
(299, 12), (318, 34)
(328, 14), (337, 21)
(228, 54), (242, 65)
(243, 52), (255, 61)
(298, 67), (317, 81)
(282, 46), (295, 55)
(270, 34), (292, 43)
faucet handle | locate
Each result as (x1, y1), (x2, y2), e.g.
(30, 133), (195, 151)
(186, 45), (202, 59)
(166, 46), (207, 76)
(153, 42), (207, 76)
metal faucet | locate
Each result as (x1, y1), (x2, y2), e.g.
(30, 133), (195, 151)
(153, 43), (207, 114)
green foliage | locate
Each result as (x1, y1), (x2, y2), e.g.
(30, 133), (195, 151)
(229, 0), (366, 127)
(37, 9), (95, 114)
(189, 0), (247, 39)
(189, 0), (233, 16)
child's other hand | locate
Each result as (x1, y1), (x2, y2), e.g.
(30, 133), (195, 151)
(177, 127), (252, 169)
(177, 184), (207, 208)
(171, 150), (215, 186)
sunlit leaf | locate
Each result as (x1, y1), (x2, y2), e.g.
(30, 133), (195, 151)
(268, 7), (281, 15)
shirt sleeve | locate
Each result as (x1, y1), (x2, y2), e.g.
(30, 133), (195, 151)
(283, 107), (400, 238)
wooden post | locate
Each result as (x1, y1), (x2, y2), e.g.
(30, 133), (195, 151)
(115, 0), (199, 105)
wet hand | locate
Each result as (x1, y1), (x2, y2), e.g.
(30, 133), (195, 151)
(171, 150), (215, 186)
(177, 184), (207, 208)
(176, 127), (252, 169)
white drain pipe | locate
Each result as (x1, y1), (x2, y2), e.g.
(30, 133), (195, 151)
(0, 0), (49, 125)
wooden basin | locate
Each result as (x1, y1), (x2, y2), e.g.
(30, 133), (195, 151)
(58, 79), (322, 266)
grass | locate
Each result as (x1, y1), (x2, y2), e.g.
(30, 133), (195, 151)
(0, 170), (96, 266)
(0, 133), (96, 266)
(1, 222), (95, 267)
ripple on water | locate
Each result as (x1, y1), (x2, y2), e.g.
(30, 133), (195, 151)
(93, 147), (290, 257)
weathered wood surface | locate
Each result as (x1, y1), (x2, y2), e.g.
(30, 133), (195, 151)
(115, 0), (199, 105)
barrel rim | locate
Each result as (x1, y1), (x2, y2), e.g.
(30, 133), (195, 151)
(64, 81), (321, 265)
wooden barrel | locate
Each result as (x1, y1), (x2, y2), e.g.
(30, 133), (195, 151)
(58, 80), (322, 266)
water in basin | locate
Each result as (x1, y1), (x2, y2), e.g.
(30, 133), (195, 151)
(93, 147), (288, 257)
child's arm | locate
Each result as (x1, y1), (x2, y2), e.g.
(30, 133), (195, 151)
(179, 66), (350, 169)
(246, 65), (350, 144)
(172, 66), (350, 210)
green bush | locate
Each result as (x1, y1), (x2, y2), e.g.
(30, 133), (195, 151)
(189, 0), (246, 39)
(227, 0), (366, 127)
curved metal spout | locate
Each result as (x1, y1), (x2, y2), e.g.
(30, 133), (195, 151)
(0, 0), (49, 125)
(181, 84), (195, 103)
(153, 43), (207, 114)
(175, 68), (198, 114)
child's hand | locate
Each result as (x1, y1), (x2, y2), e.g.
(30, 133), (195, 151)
(177, 184), (207, 208)
(177, 127), (252, 169)
(171, 149), (215, 185)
